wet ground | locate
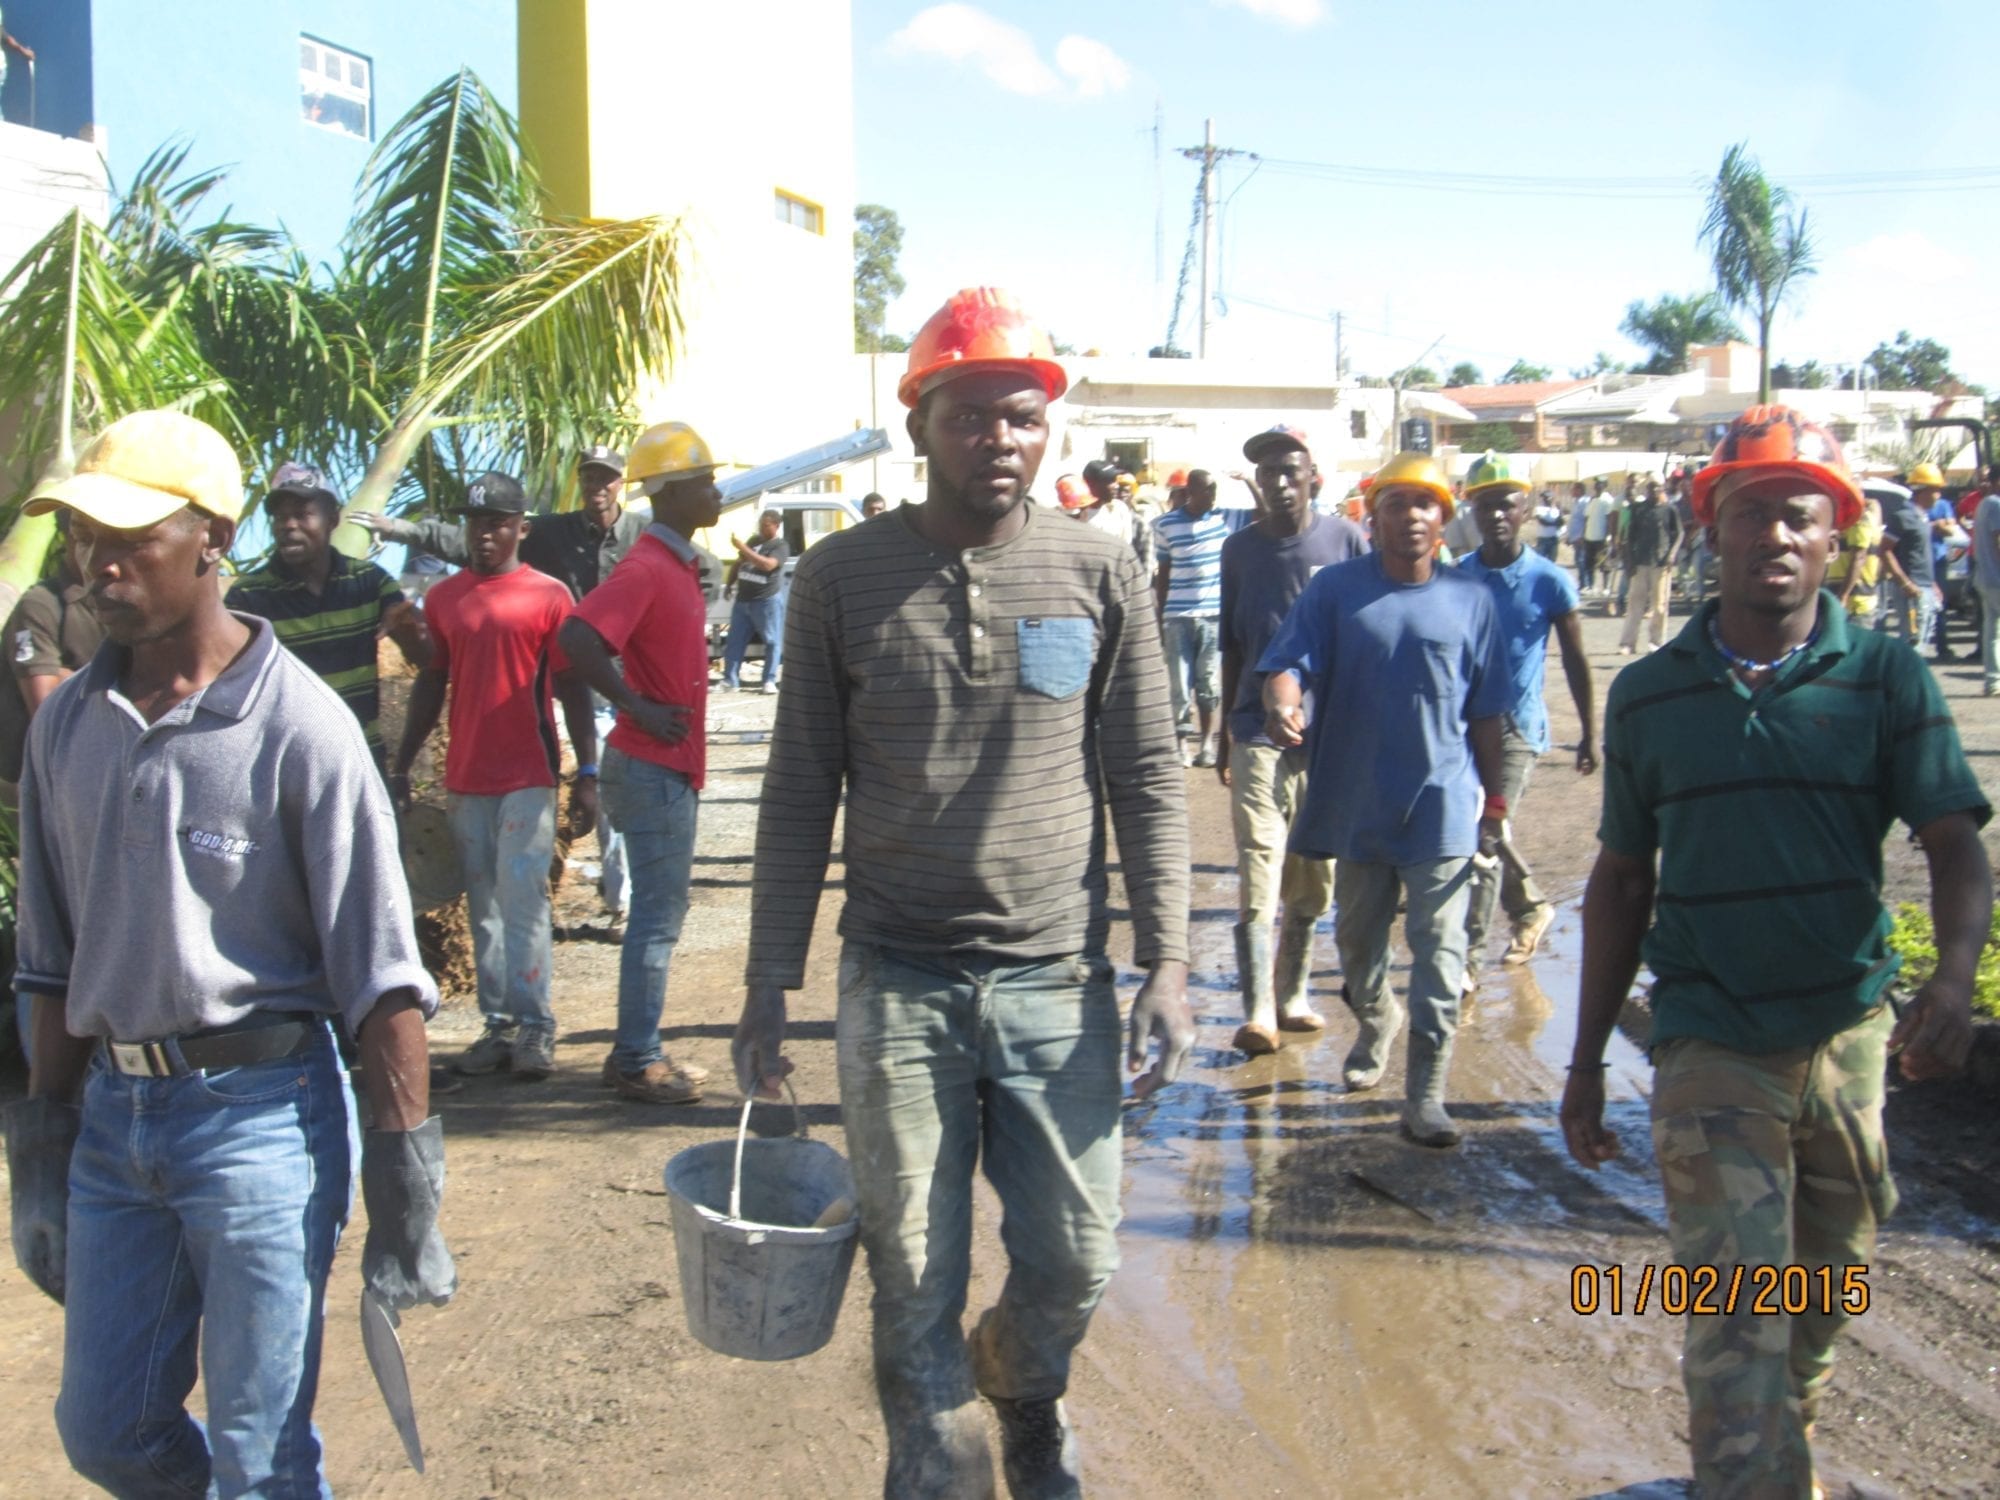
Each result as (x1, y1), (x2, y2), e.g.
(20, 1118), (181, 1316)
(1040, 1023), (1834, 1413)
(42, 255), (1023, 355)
(1, 605), (1997, 1497)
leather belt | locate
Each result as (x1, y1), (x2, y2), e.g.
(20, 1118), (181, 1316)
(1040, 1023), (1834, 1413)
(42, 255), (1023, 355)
(104, 1018), (322, 1078)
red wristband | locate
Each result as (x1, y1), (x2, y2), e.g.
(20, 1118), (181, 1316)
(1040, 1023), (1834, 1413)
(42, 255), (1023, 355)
(1483, 795), (1508, 819)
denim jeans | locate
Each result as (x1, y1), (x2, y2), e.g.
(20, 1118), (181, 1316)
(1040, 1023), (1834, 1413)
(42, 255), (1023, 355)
(1877, 582), (1939, 653)
(447, 787), (556, 1029)
(1228, 742), (1334, 929)
(835, 942), (1123, 1498)
(57, 1025), (357, 1498)
(1161, 612), (1220, 725)
(1978, 582), (2000, 687)
(1334, 856), (1476, 1048)
(599, 747), (699, 1072)
(1464, 723), (1550, 960)
(593, 703), (629, 915)
(723, 594), (786, 687)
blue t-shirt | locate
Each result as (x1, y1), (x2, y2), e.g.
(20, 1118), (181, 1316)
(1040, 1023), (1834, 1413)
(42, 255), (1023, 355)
(1258, 554), (1511, 865)
(1219, 514), (1371, 747)
(1152, 506), (1229, 616)
(1928, 497), (1955, 567)
(1455, 546), (1580, 753)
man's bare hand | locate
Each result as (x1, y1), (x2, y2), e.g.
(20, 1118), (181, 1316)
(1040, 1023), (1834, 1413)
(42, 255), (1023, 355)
(626, 699), (692, 746)
(1128, 960), (1193, 1099)
(347, 510), (395, 536)
(1574, 740), (1599, 775)
(568, 777), (598, 840)
(1889, 979), (1974, 1081)
(1559, 1068), (1620, 1169)
(1264, 702), (1306, 748)
(732, 985), (795, 1100)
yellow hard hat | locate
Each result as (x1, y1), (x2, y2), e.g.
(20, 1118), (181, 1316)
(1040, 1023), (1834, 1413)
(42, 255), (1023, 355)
(1906, 461), (1945, 491)
(627, 421), (717, 495)
(1368, 451), (1455, 517)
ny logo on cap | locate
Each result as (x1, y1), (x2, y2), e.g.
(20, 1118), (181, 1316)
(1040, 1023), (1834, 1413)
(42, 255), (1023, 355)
(468, 482), (488, 507)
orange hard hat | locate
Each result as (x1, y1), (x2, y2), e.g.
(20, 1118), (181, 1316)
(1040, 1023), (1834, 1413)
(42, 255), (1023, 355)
(1167, 468), (1189, 487)
(898, 287), (1068, 408)
(1690, 404), (1862, 529)
(1054, 474), (1090, 510)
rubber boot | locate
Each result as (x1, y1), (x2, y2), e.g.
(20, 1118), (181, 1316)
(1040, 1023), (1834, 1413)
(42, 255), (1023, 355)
(1401, 1032), (1461, 1148)
(1273, 911), (1325, 1032)
(1231, 922), (1279, 1055)
(1340, 983), (1405, 1091)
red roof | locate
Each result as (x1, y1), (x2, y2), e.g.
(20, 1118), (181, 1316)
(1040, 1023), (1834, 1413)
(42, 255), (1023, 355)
(1440, 379), (1592, 411)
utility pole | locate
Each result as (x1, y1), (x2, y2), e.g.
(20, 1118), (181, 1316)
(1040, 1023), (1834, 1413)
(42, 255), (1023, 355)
(1390, 334), (1448, 455)
(1178, 120), (1252, 359)
(1332, 310), (1345, 381)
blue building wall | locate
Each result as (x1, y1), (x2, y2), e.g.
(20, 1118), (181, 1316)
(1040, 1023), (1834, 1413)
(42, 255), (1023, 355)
(1, 0), (514, 264)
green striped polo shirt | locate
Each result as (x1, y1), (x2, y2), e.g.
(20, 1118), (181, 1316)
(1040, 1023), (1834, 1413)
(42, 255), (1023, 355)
(228, 552), (404, 753)
(1600, 593), (1988, 1054)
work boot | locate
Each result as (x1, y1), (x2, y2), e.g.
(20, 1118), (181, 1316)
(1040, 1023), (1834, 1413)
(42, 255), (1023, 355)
(1273, 911), (1325, 1032)
(1503, 904), (1556, 966)
(1401, 1032), (1461, 1148)
(1230, 921), (1279, 1055)
(455, 1023), (516, 1076)
(989, 1395), (1082, 1500)
(602, 1055), (706, 1105)
(512, 1025), (557, 1081)
(1341, 984), (1405, 1091)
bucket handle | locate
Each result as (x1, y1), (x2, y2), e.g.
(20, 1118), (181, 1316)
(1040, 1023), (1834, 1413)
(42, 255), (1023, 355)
(730, 1077), (807, 1223)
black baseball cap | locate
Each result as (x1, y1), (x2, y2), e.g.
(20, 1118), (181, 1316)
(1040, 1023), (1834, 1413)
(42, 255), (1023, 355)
(459, 472), (529, 515)
(1082, 459), (1121, 487)
(265, 461), (340, 510)
(578, 445), (625, 475)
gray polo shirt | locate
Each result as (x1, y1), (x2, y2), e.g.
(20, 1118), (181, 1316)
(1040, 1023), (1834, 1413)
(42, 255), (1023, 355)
(15, 613), (438, 1042)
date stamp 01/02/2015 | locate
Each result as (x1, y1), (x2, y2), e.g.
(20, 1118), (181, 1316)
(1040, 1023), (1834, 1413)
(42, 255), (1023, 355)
(1570, 1263), (1872, 1318)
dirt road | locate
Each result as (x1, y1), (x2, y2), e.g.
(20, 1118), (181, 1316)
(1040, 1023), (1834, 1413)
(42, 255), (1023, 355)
(2, 606), (1996, 1498)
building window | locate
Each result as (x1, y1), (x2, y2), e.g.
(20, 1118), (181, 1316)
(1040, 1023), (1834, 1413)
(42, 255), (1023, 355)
(301, 37), (372, 140)
(1350, 409), (1368, 439)
(774, 190), (823, 234)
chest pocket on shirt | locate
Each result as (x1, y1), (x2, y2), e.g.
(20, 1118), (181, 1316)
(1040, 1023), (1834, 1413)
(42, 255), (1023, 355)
(1017, 617), (1096, 700)
(1417, 638), (1458, 701)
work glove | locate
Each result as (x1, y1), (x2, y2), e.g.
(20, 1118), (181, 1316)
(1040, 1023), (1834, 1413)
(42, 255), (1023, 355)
(6, 1096), (80, 1305)
(360, 1116), (457, 1310)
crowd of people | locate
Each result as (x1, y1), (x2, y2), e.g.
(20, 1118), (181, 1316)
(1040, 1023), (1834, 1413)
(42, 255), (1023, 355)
(3, 285), (1994, 1500)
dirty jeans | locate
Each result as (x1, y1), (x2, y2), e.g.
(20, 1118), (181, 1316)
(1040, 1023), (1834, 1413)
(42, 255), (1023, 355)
(1878, 582), (1938, 653)
(599, 747), (698, 1072)
(722, 594), (785, 687)
(1977, 581), (2000, 688)
(1619, 562), (1673, 649)
(1333, 857), (1475, 1048)
(447, 787), (556, 1029)
(1162, 612), (1220, 726)
(835, 942), (1123, 1498)
(1464, 723), (1549, 962)
(1649, 1006), (1895, 1500)
(57, 1027), (356, 1498)
(1229, 741), (1334, 929)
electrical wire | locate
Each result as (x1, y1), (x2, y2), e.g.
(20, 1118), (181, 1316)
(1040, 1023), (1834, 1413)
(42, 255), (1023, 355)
(1254, 156), (2000, 199)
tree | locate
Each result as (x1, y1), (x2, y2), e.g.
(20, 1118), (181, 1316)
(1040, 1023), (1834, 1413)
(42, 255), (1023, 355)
(1456, 421), (1519, 453)
(1698, 143), (1816, 402)
(853, 203), (906, 354)
(1770, 359), (1830, 390)
(1444, 361), (1482, 387)
(1865, 330), (1954, 392)
(1404, 365), (1440, 389)
(1570, 352), (1626, 379)
(1619, 292), (1743, 376)
(1147, 344), (1191, 359)
(0, 71), (687, 605)
(1499, 359), (1552, 384)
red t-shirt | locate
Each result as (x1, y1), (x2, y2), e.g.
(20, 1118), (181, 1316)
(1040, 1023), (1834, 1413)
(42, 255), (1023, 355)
(573, 527), (709, 790)
(425, 565), (573, 795)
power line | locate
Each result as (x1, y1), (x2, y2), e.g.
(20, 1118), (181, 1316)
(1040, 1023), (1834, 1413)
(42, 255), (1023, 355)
(1253, 156), (2000, 200)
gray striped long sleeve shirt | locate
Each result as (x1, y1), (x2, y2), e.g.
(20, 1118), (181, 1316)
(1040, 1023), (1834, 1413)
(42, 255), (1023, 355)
(747, 503), (1189, 988)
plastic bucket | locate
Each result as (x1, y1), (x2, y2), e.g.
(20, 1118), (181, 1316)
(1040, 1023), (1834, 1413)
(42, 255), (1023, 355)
(662, 1086), (859, 1361)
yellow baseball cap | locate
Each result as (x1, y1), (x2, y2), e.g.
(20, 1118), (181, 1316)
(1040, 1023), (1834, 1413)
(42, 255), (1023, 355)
(26, 410), (244, 529)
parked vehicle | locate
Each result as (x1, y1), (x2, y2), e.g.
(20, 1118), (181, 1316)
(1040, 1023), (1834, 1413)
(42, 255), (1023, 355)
(696, 493), (865, 656)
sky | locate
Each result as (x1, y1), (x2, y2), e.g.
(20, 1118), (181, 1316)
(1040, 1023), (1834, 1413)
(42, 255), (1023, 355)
(853, 0), (2000, 390)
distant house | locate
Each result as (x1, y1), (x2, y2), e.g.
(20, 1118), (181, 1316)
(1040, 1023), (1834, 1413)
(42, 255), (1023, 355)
(1436, 379), (1597, 453)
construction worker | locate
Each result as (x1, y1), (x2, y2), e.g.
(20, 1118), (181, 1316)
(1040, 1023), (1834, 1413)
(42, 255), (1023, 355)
(8, 411), (453, 1495)
(1616, 475), (1684, 655)
(733, 287), (1191, 1498)
(1152, 468), (1229, 766)
(1564, 406), (1990, 1499)
(557, 421), (720, 1106)
(719, 507), (789, 693)
(1455, 454), (1595, 978)
(228, 463), (431, 769)
(862, 491), (890, 519)
(1077, 457), (1154, 570)
(1052, 473), (1091, 512)
(1912, 461), (1964, 660)
(1259, 452), (1509, 1147)
(391, 472), (599, 1081)
(1218, 425), (1369, 1055)
(1873, 475), (1942, 655)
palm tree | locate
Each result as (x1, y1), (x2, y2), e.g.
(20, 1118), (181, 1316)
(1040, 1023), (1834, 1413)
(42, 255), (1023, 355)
(0, 70), (687, 606)
(1698, 143), (1816, 402)
(1619, 292), (1744, 376)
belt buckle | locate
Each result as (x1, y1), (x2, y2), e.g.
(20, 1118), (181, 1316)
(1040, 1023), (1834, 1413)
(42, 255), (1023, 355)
(108, 1040), (177, 1077)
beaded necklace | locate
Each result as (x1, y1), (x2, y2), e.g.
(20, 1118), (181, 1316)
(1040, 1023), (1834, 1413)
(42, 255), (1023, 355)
(1707, 616), (1818, 677)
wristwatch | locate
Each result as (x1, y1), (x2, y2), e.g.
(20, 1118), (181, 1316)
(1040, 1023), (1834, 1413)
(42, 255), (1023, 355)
(575, 763), (599, 780)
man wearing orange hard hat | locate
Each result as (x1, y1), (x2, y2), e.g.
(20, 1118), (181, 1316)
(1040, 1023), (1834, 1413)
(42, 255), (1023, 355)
(733, 287), (1191, 1498)
(1565, 405), (1991, 1499)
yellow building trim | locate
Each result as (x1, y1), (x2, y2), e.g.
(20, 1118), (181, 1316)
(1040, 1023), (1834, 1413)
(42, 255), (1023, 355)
(517, 0), (592, 217)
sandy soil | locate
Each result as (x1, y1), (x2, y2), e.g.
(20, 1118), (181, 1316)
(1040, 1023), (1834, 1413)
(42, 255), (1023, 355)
(1, 602), (1996, 1499)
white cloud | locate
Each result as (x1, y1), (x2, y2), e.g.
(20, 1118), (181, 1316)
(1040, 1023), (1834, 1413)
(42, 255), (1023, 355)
(1212, 0), (1328, 26)
(1840, 231), (1975, 288)
(1054, 36), (1131, 98)
(888, 6), (1129, 100)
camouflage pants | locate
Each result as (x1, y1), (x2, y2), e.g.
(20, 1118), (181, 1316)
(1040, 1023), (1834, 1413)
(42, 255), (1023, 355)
(1650, 1005), (1897, 1500)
